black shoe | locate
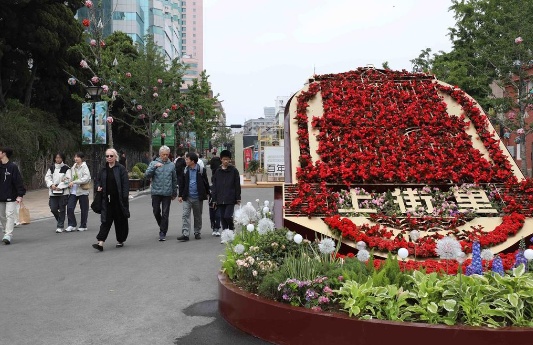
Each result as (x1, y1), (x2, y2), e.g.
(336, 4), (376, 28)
(194, 233), (201, 240)
(159, 232), (166, 242)
(177, 235), (189, 242)
(116, 243), (124, 248)
(92, 243), (103, 251)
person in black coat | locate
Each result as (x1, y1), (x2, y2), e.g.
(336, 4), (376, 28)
(211, 150), (241, 232)
(0, 147), (26, 245)
(92, 148), (130, 251)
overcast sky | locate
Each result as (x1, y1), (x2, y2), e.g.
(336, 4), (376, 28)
(204, 0), (457, 125)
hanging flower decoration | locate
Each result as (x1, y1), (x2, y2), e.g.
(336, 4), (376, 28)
(162, 112), (169, 118)
(157, 78), (163, 84)
(136, 105), (142, 111)
(90, 39), (97, 46)
(138, 114), (146, 119)
(85, 0), (93, 8)
(125, 72), (132, 78)
(178, 122), (182, 127)
(91, 76), (100, 84)
(68, 77), (77, 86)
(80, 60), (89, 69)
(517, 128), (525, 135)
(515, 36), (524, 44)
(153, 86), (158, 91)
(171, 104), (178, 110)
(161, 133), (166, 138)
(82, 19), (90, 27)
(106, 116), (114, 124)
(100, 40), (105, 47)
(153, 92), (159, 98)
(507, 111), (516, 120)
(102, 85), (109, 93)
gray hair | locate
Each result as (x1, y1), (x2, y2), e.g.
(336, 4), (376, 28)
(106, 148), (119, 159)
(159, 145), (171, 153)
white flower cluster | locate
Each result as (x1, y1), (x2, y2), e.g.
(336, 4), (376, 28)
(435, 236), (461, 260)
(318, 237), (336, 255)
(233, 244), (245, 254)
(257, 218), (275, 235)
(221, 229), (235, 244)
(357, 249), (370, 262)
(234, 203), (259, 226)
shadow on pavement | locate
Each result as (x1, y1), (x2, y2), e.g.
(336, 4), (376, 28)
(174, 300), (271, 345)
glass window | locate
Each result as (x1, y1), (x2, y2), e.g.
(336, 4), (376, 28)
(182, 39), (186, 44)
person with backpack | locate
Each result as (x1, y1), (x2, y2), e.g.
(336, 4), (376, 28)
(44, 152), (71, 233)
(177, 152), (209, 241)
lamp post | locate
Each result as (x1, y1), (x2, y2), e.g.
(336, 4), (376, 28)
(85, 85), (104, 193)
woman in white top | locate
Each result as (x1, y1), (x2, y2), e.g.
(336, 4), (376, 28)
(66, 152), (91, 231)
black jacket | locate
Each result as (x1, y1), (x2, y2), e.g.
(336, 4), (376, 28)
(178, 165), (209, 201)
(211, 165), (241, 205)
(0, 161), (26, 202)
(96, 163), (130, 221)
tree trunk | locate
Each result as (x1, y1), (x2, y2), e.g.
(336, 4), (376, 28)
(24, 64), (37, 107)
(0, 58), (6, 109)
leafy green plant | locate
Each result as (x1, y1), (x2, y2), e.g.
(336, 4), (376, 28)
(134, 162), (148, 173)
(129, 166), (143, 179)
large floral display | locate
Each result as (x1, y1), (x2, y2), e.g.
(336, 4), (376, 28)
(284, 67), (533, 264)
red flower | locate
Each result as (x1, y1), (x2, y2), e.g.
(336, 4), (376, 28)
(82, 19), (90, 27)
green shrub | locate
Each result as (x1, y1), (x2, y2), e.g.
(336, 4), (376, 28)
(134, 162), (148, 173)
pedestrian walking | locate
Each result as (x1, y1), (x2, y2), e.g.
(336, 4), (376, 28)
(144, 145), (177, 241)
(119, 150), (127, 168)
(0, 147), (26, 244)
(211, 150), (241, 236)
(66, 152), (91, 232)
(44, 152), (70, 233)
(209, 153), (222, 182)
(92, 148), (130, 251)
(177, 152), (209, 241)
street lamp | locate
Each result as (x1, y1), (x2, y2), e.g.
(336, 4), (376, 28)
(85, 85), (103, 193)
(86, 85), (104, 100)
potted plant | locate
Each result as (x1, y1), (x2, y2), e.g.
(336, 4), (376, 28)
(256, 167), (264, 182)
(247, 159), (259, 183)
(133, 162), (150, 189)
(128, 165), (143, 191)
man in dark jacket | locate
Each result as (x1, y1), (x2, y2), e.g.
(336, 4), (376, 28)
(177, 152), (209, 241)
(0, 147), (26, 244)
(211, 150), (240, 234)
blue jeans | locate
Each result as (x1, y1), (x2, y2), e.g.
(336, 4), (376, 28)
(181, 197), (203, 236)
(151, 195), (172, 233)
(67, 194), (89, 228)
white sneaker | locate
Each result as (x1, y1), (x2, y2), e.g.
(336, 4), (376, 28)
(65, 226), (75, 232)
(215, 231), (221, 237)
(14, 222), (21, 228)
(55, 228), (63, 233)
(78, 228), (87, 232)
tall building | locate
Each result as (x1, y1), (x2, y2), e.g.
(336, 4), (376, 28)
(264, 107), (275, 122)
(180, 0), (203, 84)
(274, 96), (289, 126)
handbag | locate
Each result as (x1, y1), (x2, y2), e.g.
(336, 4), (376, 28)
(80, 180), (92, 190)
(18, 202), (31, 225)
(90, 191), (103, 214)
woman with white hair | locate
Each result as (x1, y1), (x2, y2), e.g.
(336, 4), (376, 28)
(92, 148), (130, 251)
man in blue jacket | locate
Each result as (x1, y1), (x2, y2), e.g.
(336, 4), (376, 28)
(144, 145), (177, 241)
(0, 147), (26, 244)
(177, 152), (209, 241)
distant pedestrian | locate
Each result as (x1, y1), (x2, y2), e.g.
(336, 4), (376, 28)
(177, 152), (209, 241)
(66, 152), (91, 232)
(211, 150), (241, 235)
(209, 153), (222, 182)
(119, 150), (127, 168)
(141, 152), (151, 165)
(44, 152), (70, 233)
(144, 145), (177, 242)
(174, 152), (186, 182)
(92, 148), (130, 251)
(0, 147), (26, 245)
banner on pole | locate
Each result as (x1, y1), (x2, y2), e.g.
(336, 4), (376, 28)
(94, 101), (107, 144)
(152, 123), (176, 147)
(81, 103), (93, 144)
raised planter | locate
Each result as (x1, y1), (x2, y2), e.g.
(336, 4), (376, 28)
(218, 273), (533, 345)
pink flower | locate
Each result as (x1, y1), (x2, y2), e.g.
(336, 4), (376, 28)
(166, 108), (170, 113)
(517, 128), (525, 135)
(106, 116), (114, 124)
(100, 40), (106, 47)
(90, 39), (97, 46)
(161, 133), (166, 138)
(102, 85), (109, 93)
(153, 86), (158, 91)
(153, 92), (159, 98)
(85, 0), (93, 9)
(162, 112), (168, 118)
(112, 90), (118, 97)
(337, 275), (344, 282)
(507, 111), (516, 120)
(136, 105), (143, 111)
(157, 78), (163, 84)
(139, 114), (146, 119)
(91, 76), (100, 84)
(125, 72), (132, 78)
(178, 122), (182, 126)
(515, 37), (523, 44)
(80, 60), (89, 69)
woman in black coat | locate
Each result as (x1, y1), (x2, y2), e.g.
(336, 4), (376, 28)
(92, 148), (130, 251)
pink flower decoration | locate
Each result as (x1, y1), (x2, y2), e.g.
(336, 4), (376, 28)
(179, 144), (184, 148)
(80, 60), (89, 69)
(106, 116), (114, 124)
(85, 0), (93, 9)
(178, 122), (182, 126)
(90, 39), (97, 46)
(102, 85), (109, 93)
(112, 90), (118, 97)
(515, 37), (524, 44)
(166, 108), (170, 113)
(100, 40), (106, 47)
(153, 86), (158, 91)
(157, 78), (163, 84)
(125, 72), (132, 78)
(507, 111), (516, 120)
(517, 128), (525, 135)
(91, 76), (100, 84)
(136, 105), (143, 111)
(161, 133), (166, 138)
(162, 112), (168, 118)
(68, 78), (77, 86)
(153, 92), (159, 98)
(139, 114), (146, 119)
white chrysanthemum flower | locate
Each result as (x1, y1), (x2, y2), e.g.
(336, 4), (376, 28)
(286, 231), (294, 241)
(357, 249), (370, 262)
(234, 204), (258, 226)
(246, 223), (255, 232)
(246, 202), (253, 207)
(233, 244), (245, 254)
(356, 241), (367, 251)
(435, 236), (461, 260)
(481, 249), (494, 261)
(294, 234), (303, 244)
(318, 237), (336, 255)
(409, 230), (420, 242)
(221, 230), (235, 244)
(264, 200), (270, 207)
(263, 206), (270, 214)
(257, 218), (275, 235)
(455, 251), (466, 264)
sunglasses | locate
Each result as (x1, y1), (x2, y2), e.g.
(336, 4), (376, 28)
(106, 155), (115, 158)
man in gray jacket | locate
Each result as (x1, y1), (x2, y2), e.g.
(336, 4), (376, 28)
(144, 145), (177, 241)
